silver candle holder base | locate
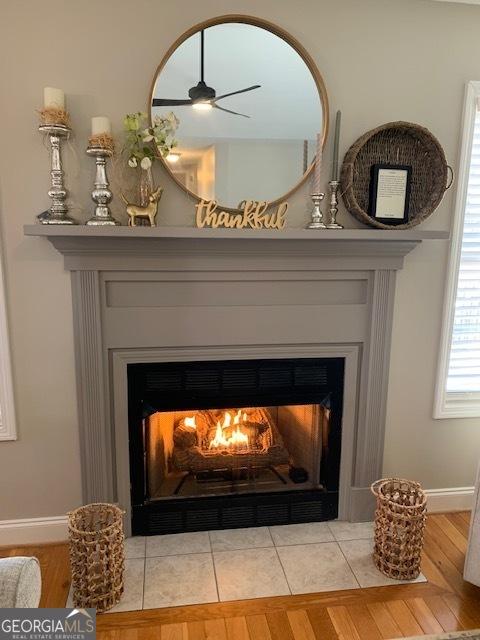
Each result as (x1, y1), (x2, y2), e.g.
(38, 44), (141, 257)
(85, 146), (119, 226)
(306, 192), (327, 229)
(38, 124), (77, 224)
(326, 180), (344, 229)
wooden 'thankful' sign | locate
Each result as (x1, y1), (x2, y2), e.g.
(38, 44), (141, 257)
(195, 199), (288, 230)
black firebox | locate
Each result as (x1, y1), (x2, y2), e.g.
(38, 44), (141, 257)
(128, 357), (344, 535)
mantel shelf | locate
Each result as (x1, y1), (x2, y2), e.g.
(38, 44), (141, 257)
(23, 223), (449, 271)
(24, 224), (449, 242)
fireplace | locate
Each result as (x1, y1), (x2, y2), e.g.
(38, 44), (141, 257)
(128, 357), (344, 535)
(23, 227), (439, 531)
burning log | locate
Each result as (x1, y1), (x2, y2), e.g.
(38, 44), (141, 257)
(172, 407), (290, 473)
(173, 416), (197, 449)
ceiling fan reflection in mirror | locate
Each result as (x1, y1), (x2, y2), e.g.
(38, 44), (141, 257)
(152, 29), (261, 118)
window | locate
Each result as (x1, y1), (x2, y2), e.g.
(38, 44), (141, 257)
(0, 246), (16, 440)
(435, 81), (480, 418)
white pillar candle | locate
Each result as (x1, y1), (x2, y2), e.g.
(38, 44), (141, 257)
(91, 116), (111, 136)
(44, 87), (65, 110)
(312, 133), (322, 194)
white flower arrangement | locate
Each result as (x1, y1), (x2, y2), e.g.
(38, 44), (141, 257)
(123, 111), (179, 170)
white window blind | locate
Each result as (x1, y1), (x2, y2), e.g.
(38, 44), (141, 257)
(435, 81), (480, 418)
(446, 107), (480, 393)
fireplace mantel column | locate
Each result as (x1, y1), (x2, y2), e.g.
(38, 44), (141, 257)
(72, 270), (114, 503)
(350, 269), (397, 519)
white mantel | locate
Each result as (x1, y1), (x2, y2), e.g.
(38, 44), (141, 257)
(24, 224), (449, 527)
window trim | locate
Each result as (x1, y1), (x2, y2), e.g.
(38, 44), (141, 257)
(434, 81), (480, 419)
(0, 245), (16, 440)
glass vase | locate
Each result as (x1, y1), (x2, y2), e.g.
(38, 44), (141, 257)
(138, 166), (154, 207)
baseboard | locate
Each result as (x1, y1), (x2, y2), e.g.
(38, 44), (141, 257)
(425, 486), (475, 512)
(0, 515), (68, 546)
(0, 487), (475, 546)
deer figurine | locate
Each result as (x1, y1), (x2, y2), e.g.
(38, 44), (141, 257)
(121, 187), (163, 227)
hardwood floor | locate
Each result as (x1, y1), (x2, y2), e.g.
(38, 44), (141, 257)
(1, 512), (479, 639)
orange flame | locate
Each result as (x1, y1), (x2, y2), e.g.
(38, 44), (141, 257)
(208, 410), (249, 450)
(184, 416), (196, 429)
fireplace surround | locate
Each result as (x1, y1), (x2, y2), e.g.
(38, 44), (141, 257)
(24, 225), (448, 535)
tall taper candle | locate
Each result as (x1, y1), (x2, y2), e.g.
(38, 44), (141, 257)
(332, 110), (342, 181)
(312, 133), (322, 193)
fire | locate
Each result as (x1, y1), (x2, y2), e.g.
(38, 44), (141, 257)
(208, 410), (249, 450)
(184, 416), (196, 428)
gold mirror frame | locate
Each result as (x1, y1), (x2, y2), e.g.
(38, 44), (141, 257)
(149, 14), (329, 210)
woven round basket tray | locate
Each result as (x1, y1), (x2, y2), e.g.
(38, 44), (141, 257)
(68, 503), (125, 613)
(340, 121), (453, 229)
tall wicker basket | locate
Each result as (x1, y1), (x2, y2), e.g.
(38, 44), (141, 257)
(68, 503), (125, 613)
(371, 478), (427, 581)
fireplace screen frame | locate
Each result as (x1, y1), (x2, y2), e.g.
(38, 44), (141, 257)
(128, 357), (344, 535)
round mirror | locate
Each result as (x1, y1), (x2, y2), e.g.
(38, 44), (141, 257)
(150, 16), (328, 209)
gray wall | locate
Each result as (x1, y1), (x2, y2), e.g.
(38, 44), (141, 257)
(0, 0), (479, 520)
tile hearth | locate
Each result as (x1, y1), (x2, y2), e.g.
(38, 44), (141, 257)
(67, 521), (426, 613)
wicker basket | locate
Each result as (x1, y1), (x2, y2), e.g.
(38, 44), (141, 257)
(341, 121), (452, 229)
(371, 478), (427, 581)
(68, 503), (125, 613)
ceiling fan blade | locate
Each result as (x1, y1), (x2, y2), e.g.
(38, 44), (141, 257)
(213, 85), (261, 102)
(213, 104), (250, 118)
(152, 98), (193, 106)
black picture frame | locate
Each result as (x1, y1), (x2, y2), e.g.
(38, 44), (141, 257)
(369, 164), (412, 225)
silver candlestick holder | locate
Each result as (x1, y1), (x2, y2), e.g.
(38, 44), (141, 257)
(326, 180), (344, 229)
(37, 124), (77, 224)
(85, 146), (119, 225)
(306, 192), (327, 229)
